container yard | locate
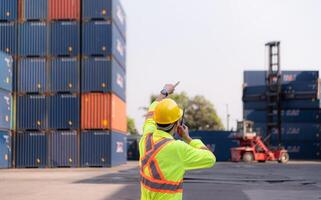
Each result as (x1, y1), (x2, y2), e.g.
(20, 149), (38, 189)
(0, 0), (127, 169)
(1, 1), (321, 200)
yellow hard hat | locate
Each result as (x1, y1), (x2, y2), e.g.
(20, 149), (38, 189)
(154, 99), (183, 124)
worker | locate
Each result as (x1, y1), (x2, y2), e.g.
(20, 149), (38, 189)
(139, 83), (216, 200)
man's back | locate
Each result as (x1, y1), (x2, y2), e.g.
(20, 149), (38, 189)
(139, 129), (215, 200)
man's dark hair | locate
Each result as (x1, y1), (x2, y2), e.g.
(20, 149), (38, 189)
(157, 122), (177, 132)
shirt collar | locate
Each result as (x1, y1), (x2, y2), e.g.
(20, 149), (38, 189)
(155, 129), (174, 140)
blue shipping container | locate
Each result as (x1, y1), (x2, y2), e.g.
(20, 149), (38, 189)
(273, 141), (321, 160)
(17, 58), (47, 93)
(19, 22), (48, 56)
(16, 131), (47, 168)
(244, 70), (319, 85)
(189, 131), (237, 161)
(244, 71), (266, 86)
(17, 95), (47, 130)
(81, 131), (111, 167)
(281, 71), (319, 83)
(48, 94), (80, 129)
(0, 0), (18, 21)
(0, 89), (11, 129)
(0, 22), (17, 56)
(21, 0), (48, 20)
(82, 0), (126, 39)
(282, 81), (319, 94)
(49, 130), (78, 167)
(0, 131), (11, 168)
(244, 109), (321, 123)
(110, 131), (127, 166)
(243, 85), (266, 96)
(253, 123), (321, 141)
(82, 21), (126, 69)
(82, 57), (126, 100)
(281, 99), (321, 109)
(50, 21), (80, 56)
(243, 101), (266, 110)
(49, 57), (79, 93)
(0, 52), (13, 91)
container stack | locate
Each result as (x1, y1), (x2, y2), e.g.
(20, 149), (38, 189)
(81, 0), (127, 167)
(15, 0), (49, 168)
(0, 52), (13, 168)
(0, 0), (127, 168)
(0, 1), (16, 169)
(243, 71), (321, 160)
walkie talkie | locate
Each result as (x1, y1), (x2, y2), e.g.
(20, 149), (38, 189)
(180, 108), (185, 126)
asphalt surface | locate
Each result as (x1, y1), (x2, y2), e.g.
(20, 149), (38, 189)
(0, 161), (321, 200)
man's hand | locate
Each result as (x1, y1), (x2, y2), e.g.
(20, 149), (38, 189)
(177, 124), (192, 144)
(164, 81), (180, 95)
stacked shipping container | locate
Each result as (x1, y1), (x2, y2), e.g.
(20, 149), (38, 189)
(243, 71), (321, 160)
(0, 0), (127, 168)
(0, 52), (13, 168)
(80, 0), (127, 167)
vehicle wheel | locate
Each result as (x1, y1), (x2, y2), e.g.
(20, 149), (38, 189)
(278, 152), (289, 164)
(258, 160), (266, 163)
(242, 152), (254, 162)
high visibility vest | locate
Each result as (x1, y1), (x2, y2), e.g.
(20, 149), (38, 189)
(140, 133), (183, 193)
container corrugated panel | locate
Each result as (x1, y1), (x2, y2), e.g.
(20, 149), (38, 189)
(82, 0), (126, 39)
(21, 0), (48, 20)
(17, 95), (47, 130)
(0, 131), (11, 168)
(189, 131), (237, 161)
(16, 131), (47, 168)
(0, 89), (11, 129)
(110, 131), (127, 166)
(49, 0), (80, 20)
(80, 131), (110, 167)
(50, 21), (80, 57)
(0, 0), (18, 21)
(17, 58), (47, 93)
(48, 94), (80, 129)
(244, 109), (321, 123)
(49, 57), (79, 93)
(0, 21), (17, 56)
(81, 57), (126, 100)
(18, 21), (48, 57)
(281, 99), (321, 109)
(82, 21), (126, 68)
(253, 123), (321, 141)
(81, 93), (110, 129)
(111, 93), (126, 133)
(274, 141), (321, 160)
(0, 52), (13, 91)
(49, 130), (78, 167)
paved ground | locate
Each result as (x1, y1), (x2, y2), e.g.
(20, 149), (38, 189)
(0, 161), (321, 200)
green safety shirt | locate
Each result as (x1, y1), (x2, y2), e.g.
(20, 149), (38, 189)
(139, 101), (216, 200)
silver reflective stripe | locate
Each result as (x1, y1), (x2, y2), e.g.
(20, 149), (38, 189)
(146, 134), (152, 152)
(150, 160), (161, 180)
(141, 175), (183, 192)
(141, 139), (171, 167)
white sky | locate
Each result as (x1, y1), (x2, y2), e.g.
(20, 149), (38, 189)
(122, 0), (321, 133)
